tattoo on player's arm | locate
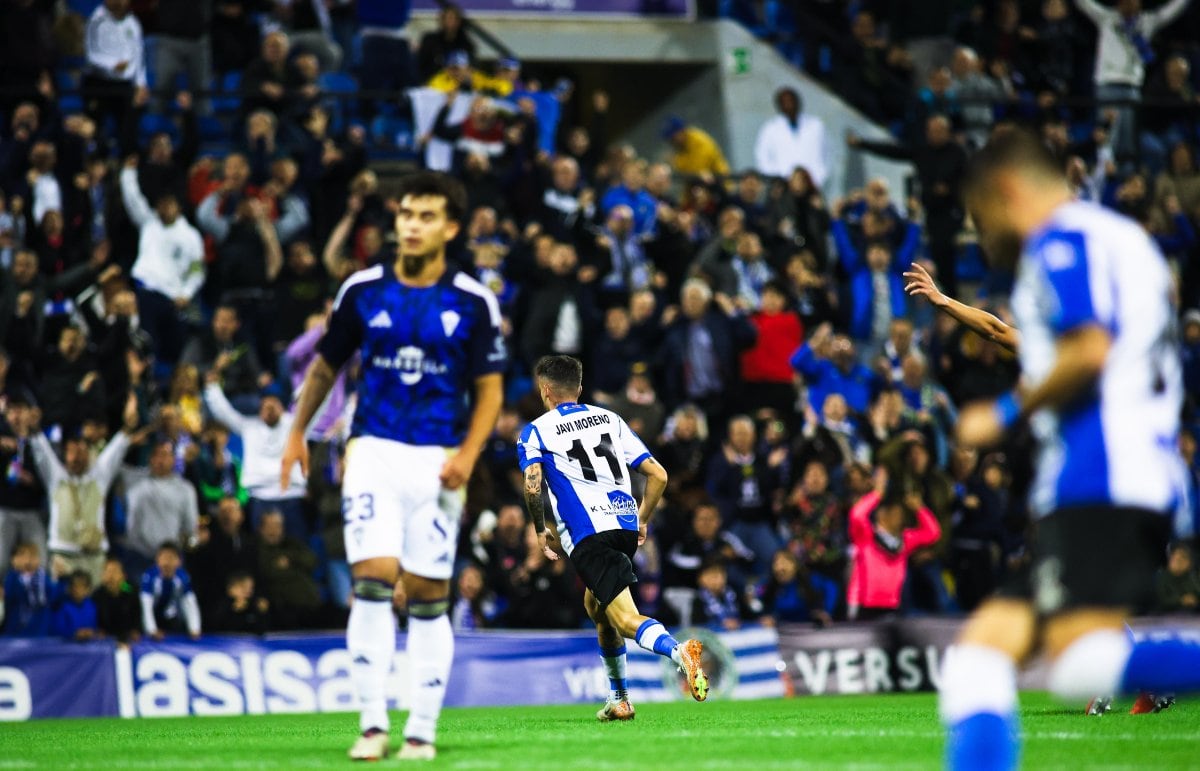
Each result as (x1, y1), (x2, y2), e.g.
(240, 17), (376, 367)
(523, 464), (546, 531)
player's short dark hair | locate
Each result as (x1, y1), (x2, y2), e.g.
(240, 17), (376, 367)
(68, 569), (92, 587)
(534, 355), (583, 394)
(964, 127), (1064, 198)
(397, 171), (467, 224)
(157, 541), (182, 557)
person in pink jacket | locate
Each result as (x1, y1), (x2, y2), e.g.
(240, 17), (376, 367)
(846, 489), (941, 620)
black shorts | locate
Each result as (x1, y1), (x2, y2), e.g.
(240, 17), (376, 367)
(570, 529), (640, 607)
(1001, 506), (1172, 615)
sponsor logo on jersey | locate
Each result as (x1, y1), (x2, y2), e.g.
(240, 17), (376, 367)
(440, 310), (461, 337)
(371, 346), (449, 385)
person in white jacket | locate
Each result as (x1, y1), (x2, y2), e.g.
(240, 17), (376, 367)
(1074, 0), (1192, 163)
(203, 371), (308, 538)
(754, 87), (828, 188)
(121, 156), (205, 364)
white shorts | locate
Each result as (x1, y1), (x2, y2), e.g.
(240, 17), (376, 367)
(340, 436), (463, 580)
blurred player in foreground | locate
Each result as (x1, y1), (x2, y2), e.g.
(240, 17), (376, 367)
(905, 261), (1177, 717)
(282, 172), (505, 761)
(518, 355), (708, 721)
(937, 130), (1200, 770)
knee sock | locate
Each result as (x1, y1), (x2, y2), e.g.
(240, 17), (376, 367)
(347, 579), (396, 734)
(1122, 632), (1200, 694)
(1048, 630), (1129, 703)
(939, 645), (1019, 771)
(634, 619), (683, 666)
(403, 599), (454, 745)
(600, 644), (628, 702)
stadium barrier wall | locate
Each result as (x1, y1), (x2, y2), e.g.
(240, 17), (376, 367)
(777, 617), (1200, 696)
(0, 625), (783, 720)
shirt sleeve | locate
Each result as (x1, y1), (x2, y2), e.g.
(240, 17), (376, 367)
(618, 416), (653, 470)
(317, 281), (365, 370)
(516, 422), (544, 471)
(466, 287), (507, 379)
(1034, 230), (1112, 335)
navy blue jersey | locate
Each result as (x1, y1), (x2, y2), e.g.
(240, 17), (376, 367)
(319, 264), (506, 447)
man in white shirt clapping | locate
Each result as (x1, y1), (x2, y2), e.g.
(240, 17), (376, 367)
(120, 155), (204, 364)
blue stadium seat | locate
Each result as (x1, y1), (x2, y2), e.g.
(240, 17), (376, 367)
(198, 115), (228, 143)
(317, 72), (358, 94)
(212, 72), (242, 114)
(370, 115), (413, 149)
(139, 113), (179, 145)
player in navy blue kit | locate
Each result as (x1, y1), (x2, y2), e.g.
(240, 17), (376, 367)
(519, 355), (708, 722)
(282, 172), (504, 761)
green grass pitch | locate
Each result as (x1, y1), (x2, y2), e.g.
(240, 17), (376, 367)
(2, 693), (1199, 769)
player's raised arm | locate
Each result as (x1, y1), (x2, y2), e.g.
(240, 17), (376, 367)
(904, 261), (1020, 352)
(439, 372), (504, 490)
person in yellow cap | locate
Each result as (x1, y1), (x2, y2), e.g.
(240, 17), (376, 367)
(662, 116), (730, 180)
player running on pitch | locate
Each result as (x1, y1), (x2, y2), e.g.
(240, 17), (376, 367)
(518, 355), (708, 721)
(904, 261), (1178, 717)
(282, 172), (505, 761)
(937, 129), (1200, 771)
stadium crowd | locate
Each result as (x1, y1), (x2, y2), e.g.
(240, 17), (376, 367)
(3, 0), (1200, 641)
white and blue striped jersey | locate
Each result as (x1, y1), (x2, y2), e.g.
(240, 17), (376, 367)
(516, 403), (654, 555)
(1011, 200), (1186, 518)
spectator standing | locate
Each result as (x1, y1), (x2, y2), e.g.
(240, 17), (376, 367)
(846, 488), (941, 619)
(84, 0), (148, 157)
(754, 88), (828, 188)
(740, 280), (802, 419)
(93, 556), (141, 642)
(848, 116), (967, 297)
(706, 416), (785, 580)
(450, 563), (496, 631)
(29, 399), (137, 584)
(123, 440), (201, 577)
(658, 279), (757, 419)
(661, 502), (755, 591)
(154, 0), (212, 113)
(0, 397), (47, 576)
(189, 496), (258, 611)
(140, 542), (201, 639)
(790, 323), (879, 416)
(255, 510), (320, 629)
(1, 542), (61, 636)
(181, 305), (270, 409)
(52, 570), (99, 640)
(662, 117), (730, 180)
(121, 157), (205, 364)
(204, 375), (306, 537)
(1074, 0), (1192, 164)
(417, 3), (475, 83)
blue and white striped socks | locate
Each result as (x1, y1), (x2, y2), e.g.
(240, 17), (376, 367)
(940, 645), (1019, 771)
(634, 619), (682, 665)
(600, 644), (628, 702)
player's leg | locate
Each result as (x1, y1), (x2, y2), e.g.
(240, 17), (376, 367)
(939, 597), (1037, 771)
(400, 571), (453, 759)
(585, 588), (633, 721)
(604, 587), (708, 702)
(341, 439), (405, 760)
(348, 556), (401, 759)
(1043, 608), (1200, 708)
(397, 466), (463, 760)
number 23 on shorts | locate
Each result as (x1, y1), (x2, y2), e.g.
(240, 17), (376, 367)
(342, 493), (375, 524)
